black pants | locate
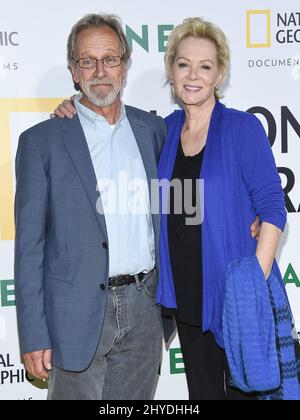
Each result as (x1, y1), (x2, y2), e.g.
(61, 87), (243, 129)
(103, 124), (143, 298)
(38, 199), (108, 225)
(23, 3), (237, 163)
(176, 320), (257, 400)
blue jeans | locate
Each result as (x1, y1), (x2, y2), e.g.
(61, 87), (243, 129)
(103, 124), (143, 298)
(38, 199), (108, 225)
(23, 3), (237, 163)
(47, 270), (163, 400)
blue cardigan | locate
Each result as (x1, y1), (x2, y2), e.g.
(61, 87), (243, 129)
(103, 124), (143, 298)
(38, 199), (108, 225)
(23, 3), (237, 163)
(156, 101), (287, 348)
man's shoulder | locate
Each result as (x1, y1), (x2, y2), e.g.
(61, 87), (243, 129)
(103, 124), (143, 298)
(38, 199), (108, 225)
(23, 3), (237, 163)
(125, 105), (163, 125)
(19, 116), (81, 152)
(20, 117), (65, 140)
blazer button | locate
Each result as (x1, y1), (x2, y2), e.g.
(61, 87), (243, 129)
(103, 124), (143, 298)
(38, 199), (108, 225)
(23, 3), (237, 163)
(102, 242), (108, 249)
(99, 284), (106, 291)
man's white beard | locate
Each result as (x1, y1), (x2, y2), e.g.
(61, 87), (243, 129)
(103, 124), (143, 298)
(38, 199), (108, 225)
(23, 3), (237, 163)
(85, 78), (120, 107)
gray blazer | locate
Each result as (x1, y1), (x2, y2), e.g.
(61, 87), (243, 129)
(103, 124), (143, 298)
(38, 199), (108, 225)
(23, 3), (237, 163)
(14, 105), (167, 371)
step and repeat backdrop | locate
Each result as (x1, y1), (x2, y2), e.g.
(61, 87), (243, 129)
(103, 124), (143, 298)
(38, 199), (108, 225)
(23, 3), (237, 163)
(0, 0), (299, 400)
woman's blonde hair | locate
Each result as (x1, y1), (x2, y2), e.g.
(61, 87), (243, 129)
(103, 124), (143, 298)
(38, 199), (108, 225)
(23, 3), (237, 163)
(165, 17), (230, 99)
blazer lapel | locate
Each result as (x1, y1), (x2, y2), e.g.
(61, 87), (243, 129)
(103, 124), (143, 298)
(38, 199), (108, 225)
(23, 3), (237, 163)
(126, 107), (157, 193)
(62, 116), (108, 241)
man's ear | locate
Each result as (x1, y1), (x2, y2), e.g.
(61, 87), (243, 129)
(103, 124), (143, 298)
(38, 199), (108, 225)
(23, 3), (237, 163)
(71, 66), (79, 84)
(71, 67), (81, 91)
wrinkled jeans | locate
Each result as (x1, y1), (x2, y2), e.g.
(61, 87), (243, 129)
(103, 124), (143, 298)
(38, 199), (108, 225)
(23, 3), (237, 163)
(47, 270), (163, 400)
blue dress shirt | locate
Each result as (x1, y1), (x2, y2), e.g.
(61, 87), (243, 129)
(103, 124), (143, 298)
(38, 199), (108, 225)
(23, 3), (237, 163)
(75, 98), (155, 277)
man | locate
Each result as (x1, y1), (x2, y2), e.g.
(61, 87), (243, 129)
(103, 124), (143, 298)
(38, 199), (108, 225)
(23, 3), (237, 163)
(15, 13), (166, 400)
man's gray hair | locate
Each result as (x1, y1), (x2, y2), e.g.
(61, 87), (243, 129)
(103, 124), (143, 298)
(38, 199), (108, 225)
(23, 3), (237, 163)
(67, 13), (131, 71)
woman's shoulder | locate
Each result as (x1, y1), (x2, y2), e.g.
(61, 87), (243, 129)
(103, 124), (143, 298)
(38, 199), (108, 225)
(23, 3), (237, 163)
(222, 103), (261, 128)
(221, 103), (268, 150)
(164, 109), (184, 126)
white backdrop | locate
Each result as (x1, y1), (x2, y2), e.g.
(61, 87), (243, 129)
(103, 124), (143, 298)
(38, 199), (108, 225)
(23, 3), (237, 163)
(0, 0), (299, 400)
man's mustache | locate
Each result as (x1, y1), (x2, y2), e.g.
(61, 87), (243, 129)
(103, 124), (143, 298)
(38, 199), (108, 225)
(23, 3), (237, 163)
(88, 78), (115, 87)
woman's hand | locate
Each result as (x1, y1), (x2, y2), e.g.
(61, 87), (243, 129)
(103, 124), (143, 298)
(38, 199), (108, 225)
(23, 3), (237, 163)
(50, 96), (77, 119)
(250, 216), (261, 240)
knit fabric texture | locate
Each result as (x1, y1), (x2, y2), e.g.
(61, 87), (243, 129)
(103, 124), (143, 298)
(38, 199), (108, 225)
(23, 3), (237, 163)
(223, 256), (300, 399)
(259, 273), (300, 400)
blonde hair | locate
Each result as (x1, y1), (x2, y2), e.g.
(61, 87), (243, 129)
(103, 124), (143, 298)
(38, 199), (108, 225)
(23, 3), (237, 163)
(165, 17), (230, 99)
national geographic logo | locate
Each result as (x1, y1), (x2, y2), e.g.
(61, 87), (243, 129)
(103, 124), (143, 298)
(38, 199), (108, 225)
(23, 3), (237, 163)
(246, 11), (300, 76)
(276, 12), (300, 44)
(247, 10), (300, 48)
(0, 98), (65, 241)
(247, 10), (271, 48)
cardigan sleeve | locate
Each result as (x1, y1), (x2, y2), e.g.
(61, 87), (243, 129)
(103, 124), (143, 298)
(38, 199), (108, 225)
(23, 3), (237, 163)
(239, 113), (287, 231)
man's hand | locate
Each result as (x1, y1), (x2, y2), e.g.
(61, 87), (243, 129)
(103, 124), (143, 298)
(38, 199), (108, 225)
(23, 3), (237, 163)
(250, 216), (261, 240)
(23, 349), (52, 380)
(50, 97), (77, 119)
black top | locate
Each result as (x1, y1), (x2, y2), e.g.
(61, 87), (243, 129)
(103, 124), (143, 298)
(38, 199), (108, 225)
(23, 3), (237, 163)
(164, 140), (205, 326)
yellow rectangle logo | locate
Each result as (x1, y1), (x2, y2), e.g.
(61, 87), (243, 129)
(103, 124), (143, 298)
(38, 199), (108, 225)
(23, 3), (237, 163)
(246, 10), (271, 48)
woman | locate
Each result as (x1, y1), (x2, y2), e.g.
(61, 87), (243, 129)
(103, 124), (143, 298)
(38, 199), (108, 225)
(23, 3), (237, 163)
(156, 17), (286, 400)
(53, 18), (286, 400)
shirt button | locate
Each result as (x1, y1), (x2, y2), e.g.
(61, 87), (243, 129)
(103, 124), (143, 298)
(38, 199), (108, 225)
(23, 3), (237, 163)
(99, 284), (106, 291)
(102, 242), (108, 249)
